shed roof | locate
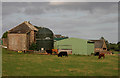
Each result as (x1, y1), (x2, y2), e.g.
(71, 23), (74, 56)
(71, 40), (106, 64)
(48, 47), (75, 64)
(8, 21), (38, 33)
(91, 40), (104, 48)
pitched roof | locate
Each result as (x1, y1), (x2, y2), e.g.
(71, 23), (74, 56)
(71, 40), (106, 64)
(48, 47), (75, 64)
(25, 21), (38, 31)
(8, 21), (38, 33)
(91, 40), (104, 48)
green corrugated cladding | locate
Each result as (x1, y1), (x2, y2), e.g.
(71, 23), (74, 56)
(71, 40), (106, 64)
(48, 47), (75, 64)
(54, 38), (94, 55)
(87, 43), (94, 55)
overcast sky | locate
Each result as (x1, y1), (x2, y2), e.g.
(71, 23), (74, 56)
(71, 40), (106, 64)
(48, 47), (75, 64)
(1, 2), (118, 43)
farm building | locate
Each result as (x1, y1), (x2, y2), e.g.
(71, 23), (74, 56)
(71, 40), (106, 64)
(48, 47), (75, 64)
(36, 27), (54, 51)
(54, 38), (94, 55)
(7, 21), (38, 51)
(91, 39), (107, 52)
(54, 34), (68, 41)
(5, 21), (54, 51)
(2, 38), (7, 46)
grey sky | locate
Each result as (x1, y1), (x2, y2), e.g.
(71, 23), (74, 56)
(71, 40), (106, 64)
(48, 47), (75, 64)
(0, 3), (1, 34)
(1, 0), (120, 2)
(2, 2), (118, 43)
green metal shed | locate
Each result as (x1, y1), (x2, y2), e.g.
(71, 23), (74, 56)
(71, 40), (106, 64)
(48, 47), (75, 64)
(36, 27), (54, 51)
(54, 38), (94, 55)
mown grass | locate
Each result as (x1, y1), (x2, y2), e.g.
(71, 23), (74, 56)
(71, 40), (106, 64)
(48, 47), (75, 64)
(2, 48), (118, 76)
(112, 51), (120, 54)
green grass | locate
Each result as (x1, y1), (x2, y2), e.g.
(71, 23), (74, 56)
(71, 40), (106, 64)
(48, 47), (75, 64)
(112, 51), (120, 54)
(2, 48), (118, 76)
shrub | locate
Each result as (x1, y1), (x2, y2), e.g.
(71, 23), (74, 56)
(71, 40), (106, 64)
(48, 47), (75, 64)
(2, 31), (8, 38)
(29, 43), (37, 50)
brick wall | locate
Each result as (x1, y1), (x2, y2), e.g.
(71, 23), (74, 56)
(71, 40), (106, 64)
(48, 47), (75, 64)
(26, 32), (30, 50)
(8, 34), (27, 51)
(30, 30), (35, 45)
(2, 38), (7, 46)
(95, 48), (107, 52)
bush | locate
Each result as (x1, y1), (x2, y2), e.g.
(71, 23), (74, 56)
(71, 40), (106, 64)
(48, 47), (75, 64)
(29, 43), (37, 50)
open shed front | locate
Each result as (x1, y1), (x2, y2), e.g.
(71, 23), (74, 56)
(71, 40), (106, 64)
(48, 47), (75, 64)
(54, 38), (94, 55)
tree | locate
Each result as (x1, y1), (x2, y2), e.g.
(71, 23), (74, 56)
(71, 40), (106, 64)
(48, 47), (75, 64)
(2, 31), (8, 38)
(117, 42), (120, 51)
(34, 26), (41, 29)
(100, 36), (105, 40)
(105, 40), (110, 51)
(108, 43), (119, 51)
(29, 43), (37, 50)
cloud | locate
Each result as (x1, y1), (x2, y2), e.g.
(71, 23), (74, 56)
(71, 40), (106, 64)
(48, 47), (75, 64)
(2, 2), (118, 43)
(2, 2), (118, 16)
(0, 2), (2, 38)
(2, 0), (120, 2)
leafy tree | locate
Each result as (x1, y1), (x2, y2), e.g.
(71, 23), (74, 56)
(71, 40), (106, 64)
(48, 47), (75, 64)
(2, 31), (8, 38)
(108, 43), (119, 51)
(100, 36), (105, 40)
(117, 42), (120, 51)
(29, 43), (37, 50)
(34, 26), (41, 29)
(105, 40), (110, 51)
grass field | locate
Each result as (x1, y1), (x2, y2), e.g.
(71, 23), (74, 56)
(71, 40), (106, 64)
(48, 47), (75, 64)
(2, 48), (118, 76)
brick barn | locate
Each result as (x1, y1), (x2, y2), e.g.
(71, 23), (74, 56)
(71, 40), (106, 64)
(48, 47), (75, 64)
(91, 39), (107, 52)
(7, 21), (38, 51)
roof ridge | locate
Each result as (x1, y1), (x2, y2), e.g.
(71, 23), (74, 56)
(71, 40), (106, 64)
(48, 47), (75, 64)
(8, 22), (26, 32)
(24, 21), (38, 31)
